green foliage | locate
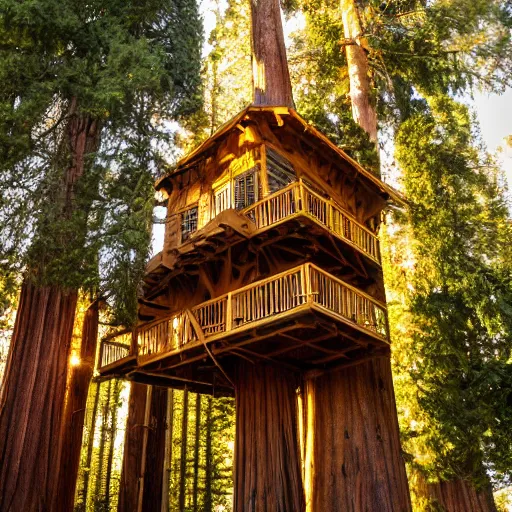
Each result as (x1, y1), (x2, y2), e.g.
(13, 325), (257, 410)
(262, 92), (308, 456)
(0, 0), (203, 324)
(387, 96), (512, 487)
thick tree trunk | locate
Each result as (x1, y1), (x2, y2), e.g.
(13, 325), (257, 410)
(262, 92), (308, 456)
(55, 300), (99, 512)
(304, 356), (411, 512)
(250, 0), (293, 107)
(141, 386), (168, 512)
(118, 383), (149, 512)
(426, 478), (497, 512)
(0, 283), (78, 511)
(233, 361), (305, 512)
(0, 101), (100, 511)
(161, 389), (174, 512)
(95, 380), (112, 505)
(340, 0), (378, 142)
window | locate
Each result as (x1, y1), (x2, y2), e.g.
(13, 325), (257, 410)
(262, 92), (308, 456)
(214, 184), (231, 216)
(181, 207), (198, 242)
(266, 147), (296, 193)
(234, 168), (257, 210)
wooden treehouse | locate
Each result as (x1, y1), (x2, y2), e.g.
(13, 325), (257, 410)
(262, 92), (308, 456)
(97, 106), (400, 397)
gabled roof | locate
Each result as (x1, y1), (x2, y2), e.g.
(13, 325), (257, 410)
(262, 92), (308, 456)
(156, 106), (405, 205)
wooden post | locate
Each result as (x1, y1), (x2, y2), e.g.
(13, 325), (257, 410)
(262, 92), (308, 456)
(303, 356), (411, 512)
(233, 361), (305, 512)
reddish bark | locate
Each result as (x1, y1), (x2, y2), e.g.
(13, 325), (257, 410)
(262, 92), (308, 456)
(54, 300), (99, 512)
(118, 384), (168, 512)
(118, 382), (148, 512)
(340, 0), (378, 142)
(233, 361), (305, 512)
(250, 0), (294, 107)
(304, 356), (411, 512)
(426, 478), (497, 512)
(0, 100), (101, 511)
(141, 386), (168, 512)
(0, 283), (78, 511)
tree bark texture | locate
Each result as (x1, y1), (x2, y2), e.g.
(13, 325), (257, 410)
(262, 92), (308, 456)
(233, 361), (305, 512)
(250, 0), (294, 107)
(0, 282), (78, 512)
(340, 0), (378, 142)
(141, 386), (168, 512)
(426, 479), (497, 512)
(304, 356), (411, 512)
(55, 300), (99, 512)
(118, 382), (149, 512)
(0, 102), (100, 511)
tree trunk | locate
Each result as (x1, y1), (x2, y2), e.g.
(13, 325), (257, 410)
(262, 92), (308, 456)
(0, 101), (100, 511)
(250, 0), (293, 107)
(161, 389), (174, 512)
(204, 396), (213, 512)
(304, 356), (411, 512)
(0, 283), (78, 512)
(193, 394), (201, 512)
(179, 389), (189, 512)
(95, 380), (112, 508)
(233, 361), (305, 512)
(426, 477), (497, 512)
(55, 300), (100, 512)
(78, 380), (101, 511)
(340, 0), (378, 142)
(141, 386), (168, 512)
(118, 383), (149, 512)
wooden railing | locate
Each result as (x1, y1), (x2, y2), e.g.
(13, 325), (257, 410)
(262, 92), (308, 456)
(98, 264), (388, 369)
(99, 336), (131, 368)
(243, 180), (380, 263)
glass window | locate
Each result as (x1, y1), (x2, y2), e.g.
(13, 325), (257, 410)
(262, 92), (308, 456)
(234, 168), (257, 210)
(266, 147), (296, 193)
(181, 206), (198, 242)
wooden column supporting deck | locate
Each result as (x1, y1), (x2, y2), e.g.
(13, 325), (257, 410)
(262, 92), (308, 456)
(303, 356), (411, 512)
(233, 360), (305, 512)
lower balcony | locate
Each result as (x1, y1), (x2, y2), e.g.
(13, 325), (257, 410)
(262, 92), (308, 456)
(99, 263), (389, 394)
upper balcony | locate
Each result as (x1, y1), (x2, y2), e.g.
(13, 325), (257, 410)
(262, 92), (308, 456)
(98, 263), (389, 394)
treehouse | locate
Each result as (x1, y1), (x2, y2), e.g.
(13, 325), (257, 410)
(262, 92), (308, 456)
(98, 106), (401, 396)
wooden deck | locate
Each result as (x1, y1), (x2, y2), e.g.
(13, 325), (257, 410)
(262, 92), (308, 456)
(99, 263), (388, 386)
(242, 180), (380, 264)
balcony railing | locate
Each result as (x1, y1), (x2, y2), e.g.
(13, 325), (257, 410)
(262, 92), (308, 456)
(243, 180), (380, 263)
(99, 335), (131, 368)
(99, 263), (388, 369)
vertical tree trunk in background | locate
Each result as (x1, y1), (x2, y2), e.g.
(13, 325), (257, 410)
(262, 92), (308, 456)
(118, 383), (149, 512)
(204, 396), (213, 512)
(95, 380), (112, 504)
(340, 0), (378, 143)
(55, 300), (99, 512)
(162, 389), (174, 512)
(233, 361), (305, 512)
(412, 471), (498, 512)
(79, 381), (101, 511)
(304, 357), (411, 512)
(179, 389), (189, 512)
(250, 0), (294, 107)
(0, 101), (100, 511)
(193, 394), (201, 512)
(141, 386), (168, 512)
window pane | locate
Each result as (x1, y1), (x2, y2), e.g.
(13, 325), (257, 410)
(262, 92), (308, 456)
(181, 207), (198, 242)
(234, 168), (257, 210)
(266, 147), (296, 193)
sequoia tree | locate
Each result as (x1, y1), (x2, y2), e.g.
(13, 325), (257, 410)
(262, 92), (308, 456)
(0, 0), (202, 508)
